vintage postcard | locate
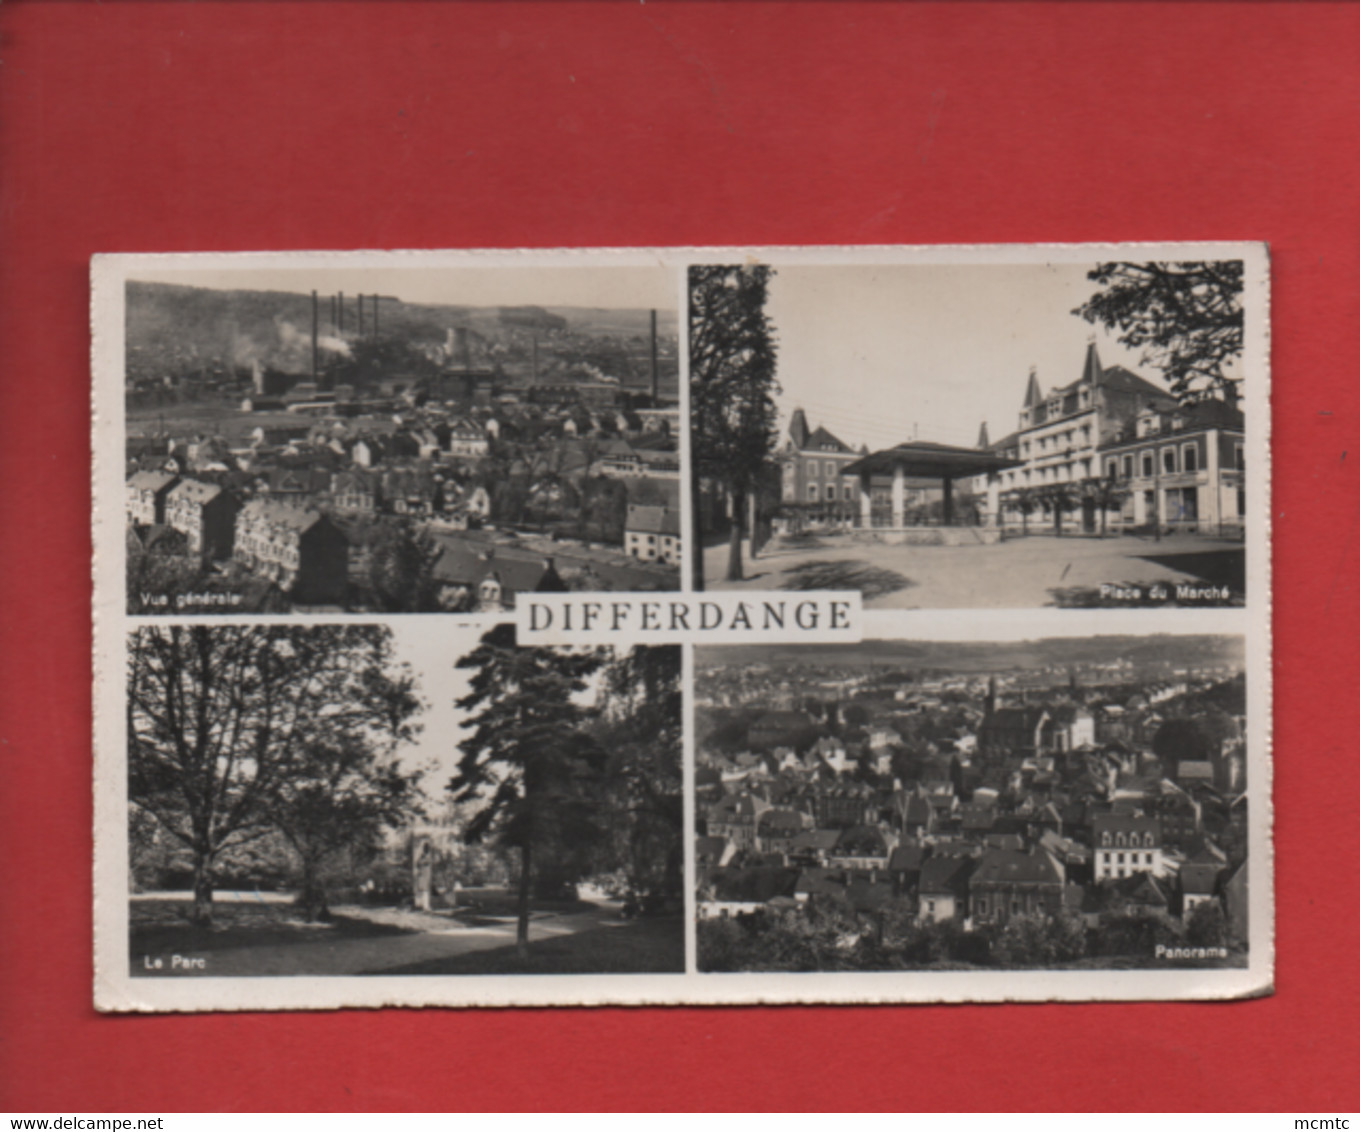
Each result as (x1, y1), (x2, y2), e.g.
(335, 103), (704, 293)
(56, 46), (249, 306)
(93, 245), (1269, 1010)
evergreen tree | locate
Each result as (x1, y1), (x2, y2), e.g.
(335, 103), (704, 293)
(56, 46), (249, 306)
(689, 264), (780, 584)
(450, 625), (607, 953)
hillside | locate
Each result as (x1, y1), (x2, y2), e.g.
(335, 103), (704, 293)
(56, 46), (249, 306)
(125, 281), (679, 382)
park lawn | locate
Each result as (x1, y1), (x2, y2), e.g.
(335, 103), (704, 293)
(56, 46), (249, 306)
(442, 887), (597, 918)
(130, 897), (413, 957)
(383, 915), (685, 975)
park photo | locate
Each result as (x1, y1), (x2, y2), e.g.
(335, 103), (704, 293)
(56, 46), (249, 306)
(690, 254), (1261, 609)
(125, 622), (684, 978)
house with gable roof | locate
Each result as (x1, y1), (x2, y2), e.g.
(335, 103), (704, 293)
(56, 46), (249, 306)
(234, 498), (348, 603)
(777, 409), (875, 525)
(126, 470), (180, 527)
(164, 478), (239, 560)
(969, 848), (1066, 926)
(624, 504), (681, 565)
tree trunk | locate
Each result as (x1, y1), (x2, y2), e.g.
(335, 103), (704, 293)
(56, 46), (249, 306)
(726, 488), (745, 582)
(691, 463), (705, 592)
(190, 854), (215, 926)
(1053, 505), (1062, 537)
(298, 857), (330, 923)
(516, 841), (533, 956)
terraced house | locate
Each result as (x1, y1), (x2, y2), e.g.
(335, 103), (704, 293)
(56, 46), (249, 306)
(234, 499), (348, 604)
(163, 478), (239, 560)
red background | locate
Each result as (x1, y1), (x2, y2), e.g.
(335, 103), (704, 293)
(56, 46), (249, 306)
(1, 0), (1356, 1112)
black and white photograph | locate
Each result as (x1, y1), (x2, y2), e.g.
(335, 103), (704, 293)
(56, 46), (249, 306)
(92, 243), (1271, 1009)
(122, 622), (684, 988)
(695, 630), (1254, 978)
(115, 259), (681, 615)
(691, 255), (1261, 609)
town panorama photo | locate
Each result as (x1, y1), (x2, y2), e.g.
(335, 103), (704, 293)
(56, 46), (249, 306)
(123, 263), (682, 614)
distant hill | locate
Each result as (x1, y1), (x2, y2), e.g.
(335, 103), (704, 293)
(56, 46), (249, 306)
(125, 281), (678, 378)
(699, 635), (1245, 674)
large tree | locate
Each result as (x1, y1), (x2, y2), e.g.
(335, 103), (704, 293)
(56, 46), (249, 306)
(689, 264), (780, 584)
(365, 518), (443, 612)
(266, 734), (425, 922)
(594, 646), (684, 911)
(1073, 261), (1245, 405)
(450, 625), (607, 953)
(127, 624), (421, 924)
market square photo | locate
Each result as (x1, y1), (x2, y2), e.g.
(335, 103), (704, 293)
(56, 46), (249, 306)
(691, 255), (1263, 609)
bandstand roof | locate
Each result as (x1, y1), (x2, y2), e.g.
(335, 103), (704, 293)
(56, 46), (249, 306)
(842, 441), (1020, 480)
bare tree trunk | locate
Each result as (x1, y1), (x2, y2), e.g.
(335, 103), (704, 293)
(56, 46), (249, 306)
(691, 464), (705, 592)
(516, 841), (532, 956)
(299, 857), (330, 923)
(726, 489), (744, 582)
(748, 491), (760, 561)
(190, 854), (215, 926)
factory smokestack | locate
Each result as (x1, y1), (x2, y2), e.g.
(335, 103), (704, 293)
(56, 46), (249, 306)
(649, 309), (659, 404)
(371, 294), (380, 337)
(311, 290), (319, 381)
(357, 292), (365, 336)
(338, 291), (345, 334)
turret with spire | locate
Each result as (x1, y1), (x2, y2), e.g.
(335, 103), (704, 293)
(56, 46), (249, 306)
(1081, 338), (1103, 388)
(788, 408), (809, 449)
(976, 421), (991, 450)
(1023, 366), (1043, 409)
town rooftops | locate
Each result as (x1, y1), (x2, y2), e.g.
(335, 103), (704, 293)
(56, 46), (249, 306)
(757, 809), (806, 834)
(751, 710), (813, 732)
(1092, 813), (1161, 842)
(625, 504), (680, 537)
(804, 425), (853, 453)
(919, 855), (974, 896)
(888, 844), (925, 873)
(128, 470), (178, 492)
(1179, 862), (1224, 896)
(835, 825), (891, 856)
(710, 794), (762, 822)
(789, 829), (841, 853)
(708, 866), (799, 904)
(239, 498), (330, 533)
(987, 706), (1048, 730)
(972, 849), (1064, 887)
(167, 478), (226, 506)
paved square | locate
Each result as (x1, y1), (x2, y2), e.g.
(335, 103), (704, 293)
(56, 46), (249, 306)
(703, 531), (1245, 608)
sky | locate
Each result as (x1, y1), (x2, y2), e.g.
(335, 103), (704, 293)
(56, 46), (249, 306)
(128, 262), (680, 314)
(765, 262), (1173, 452)
(386, 620), (479, 796)
(384, 622), (615, 805)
